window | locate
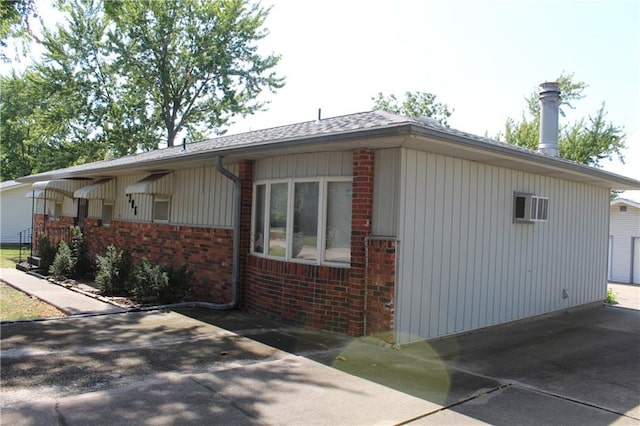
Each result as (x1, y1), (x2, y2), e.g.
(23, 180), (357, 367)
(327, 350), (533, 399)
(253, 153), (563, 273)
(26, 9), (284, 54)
(48, 201), (63, 219)
(619, 205), (627, 212)
(102, 201), (114, 226)
(252, 178), (352, 265)
(77, 199), (89, 228)
(153, 195), (170, 222)
(514, 193), (549, 223)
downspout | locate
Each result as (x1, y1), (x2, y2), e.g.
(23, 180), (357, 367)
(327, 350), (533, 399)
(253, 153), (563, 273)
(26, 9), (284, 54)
(210, 156), (242, 309)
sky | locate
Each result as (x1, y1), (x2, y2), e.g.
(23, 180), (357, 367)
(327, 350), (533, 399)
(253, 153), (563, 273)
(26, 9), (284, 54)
(230, 0), (640, 200)
(5, 0), (640, 200)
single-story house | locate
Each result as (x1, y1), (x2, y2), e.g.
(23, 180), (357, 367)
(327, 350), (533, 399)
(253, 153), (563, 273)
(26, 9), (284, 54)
(0, 180), (33, 244)
(608, 198), (640, 284)
(15, 83), (640, 344)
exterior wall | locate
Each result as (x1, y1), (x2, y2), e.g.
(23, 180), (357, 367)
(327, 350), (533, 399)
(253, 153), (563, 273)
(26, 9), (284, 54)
(396, 148), (610, 344)
(254, 152), (352, 180)
(373, 149), (400, 236)
(609, 202), (640, 283)
(83, 219), (233, 301)
(0, 184), (32, 243)
(244, 149), (395, 336)
(33, 214), (75, 248)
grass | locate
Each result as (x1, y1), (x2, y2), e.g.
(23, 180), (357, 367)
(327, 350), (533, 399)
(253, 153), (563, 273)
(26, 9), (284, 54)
(0, 282), (67, 321)
(0, 244), (29, 268)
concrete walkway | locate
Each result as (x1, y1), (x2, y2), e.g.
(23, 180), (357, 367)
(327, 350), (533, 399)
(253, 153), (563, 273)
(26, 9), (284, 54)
(0, 268), (124, 316)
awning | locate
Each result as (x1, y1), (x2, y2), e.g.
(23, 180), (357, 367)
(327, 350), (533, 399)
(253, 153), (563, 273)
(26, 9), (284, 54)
(25, 189), (65, 201)
(74, 178), (115, 199)
(125, 172), (172, 195)
(32, 179), (91, 198)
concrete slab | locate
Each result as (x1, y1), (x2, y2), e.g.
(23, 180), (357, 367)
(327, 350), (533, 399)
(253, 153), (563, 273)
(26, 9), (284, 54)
(608, 282), (640, 310)
(0, 268), (123, 315)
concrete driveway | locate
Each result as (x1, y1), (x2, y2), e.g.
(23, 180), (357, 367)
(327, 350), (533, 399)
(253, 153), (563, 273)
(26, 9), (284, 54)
(1, 305), (639, 425)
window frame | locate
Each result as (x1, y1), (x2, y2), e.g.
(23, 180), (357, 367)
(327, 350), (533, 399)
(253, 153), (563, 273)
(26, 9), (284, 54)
(102, 200), (114, 227)
(513, 192), (549, 223)
(252, 177), (352, 267)
(153, 195), (171, 223)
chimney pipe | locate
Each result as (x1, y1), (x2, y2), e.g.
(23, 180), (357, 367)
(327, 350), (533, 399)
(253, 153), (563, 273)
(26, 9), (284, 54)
(538, 82), (561, 157)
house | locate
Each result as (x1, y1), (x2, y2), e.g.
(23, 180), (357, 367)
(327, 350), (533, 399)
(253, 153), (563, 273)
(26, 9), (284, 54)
(608, 198), (640, 284)
(0, 180), (33, 244)
(15, 83), (640, 344)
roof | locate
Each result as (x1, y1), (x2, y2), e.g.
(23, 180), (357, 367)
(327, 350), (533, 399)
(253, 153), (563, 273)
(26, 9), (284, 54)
(14, 110), (640, 190)
(0, 180), (29, 191)
(611, 198), (640, 209)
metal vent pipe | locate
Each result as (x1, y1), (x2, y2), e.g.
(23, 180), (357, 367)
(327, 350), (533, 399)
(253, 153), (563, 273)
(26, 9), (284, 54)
(538, 81), (561, 157)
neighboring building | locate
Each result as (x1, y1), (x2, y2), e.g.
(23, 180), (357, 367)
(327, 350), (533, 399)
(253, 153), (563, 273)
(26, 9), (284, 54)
(0, 181), (33, 244)
(15, 89), (640, 344)
(609, 198), (640, 284)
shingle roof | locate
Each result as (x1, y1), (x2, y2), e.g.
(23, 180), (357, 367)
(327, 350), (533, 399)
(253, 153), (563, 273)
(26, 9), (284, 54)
(13, 110), (640, 190)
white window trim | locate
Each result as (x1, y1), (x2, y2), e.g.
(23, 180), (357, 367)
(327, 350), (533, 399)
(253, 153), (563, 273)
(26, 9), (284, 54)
(252, 177), (352, 267)
(153, 195), (171, 223)
(102, 200), (114, 227)
(514, 192), (549, 223)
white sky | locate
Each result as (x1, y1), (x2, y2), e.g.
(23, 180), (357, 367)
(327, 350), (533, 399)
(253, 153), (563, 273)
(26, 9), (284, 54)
(5, 0), (640, 199)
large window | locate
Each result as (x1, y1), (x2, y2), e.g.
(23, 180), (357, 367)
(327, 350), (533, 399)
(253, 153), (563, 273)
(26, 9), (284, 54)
(252, 178), (352, 265)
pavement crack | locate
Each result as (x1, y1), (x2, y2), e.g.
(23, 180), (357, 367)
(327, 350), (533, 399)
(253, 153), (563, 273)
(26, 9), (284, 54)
(54, 402), (69, 426)
(395, 384), (513, 425)
(188, 376), (260, 421)
(517, 385), (639, 420)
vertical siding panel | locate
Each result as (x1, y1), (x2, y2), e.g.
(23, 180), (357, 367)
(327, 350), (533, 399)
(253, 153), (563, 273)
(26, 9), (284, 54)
(437, 156), (453, 335)
(429, 155), (444, 337)
(398, 149), (417, 340)
(449, 158), (463, 332)
(419, 153), (436, 339)
(463, 162), (478, 331)
(411, 151), (427, 340)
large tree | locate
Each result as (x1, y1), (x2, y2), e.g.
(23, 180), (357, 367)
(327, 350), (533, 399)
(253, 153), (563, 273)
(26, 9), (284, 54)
(0, 0), (37, 60)
(104, 0), (283, 147)
(503, 72), (625, 167)
(372, 91), (452, 126)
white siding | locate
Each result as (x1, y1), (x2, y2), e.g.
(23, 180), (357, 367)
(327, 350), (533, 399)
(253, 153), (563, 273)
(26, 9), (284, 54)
(0, 184), (33, 243)
(396, 149), (610, 344)
(254, 152), (352, 180)
(373, 149), (400, 236)
(609, 202), (640, 283)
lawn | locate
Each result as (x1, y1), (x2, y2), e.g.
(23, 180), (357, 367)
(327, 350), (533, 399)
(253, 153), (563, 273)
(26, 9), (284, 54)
(0, 244), (66, 320)
(0, 282), (66, 321)
(0, 244), (29, 268)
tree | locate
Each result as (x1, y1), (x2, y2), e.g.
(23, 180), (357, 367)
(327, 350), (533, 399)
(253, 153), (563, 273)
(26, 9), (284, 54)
(503, 72), (625, 167)
(0, 0), (37, 60)
(104, 0), (284, 147)
(372, 91), (452, 126)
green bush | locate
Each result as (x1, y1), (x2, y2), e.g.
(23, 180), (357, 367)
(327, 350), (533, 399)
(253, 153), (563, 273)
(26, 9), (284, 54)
(132, 260), (192, 304)
(605, 288), (617, 304)
(49, 241), (75, 280)
(95, 245), (133, 295)
(132, 258), (169, 303)
(70, 226), (91, 277)
(36, 234), (56, 271)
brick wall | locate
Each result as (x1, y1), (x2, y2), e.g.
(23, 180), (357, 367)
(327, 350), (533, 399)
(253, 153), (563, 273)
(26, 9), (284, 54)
(83, 219), (233, 302)
(246, 257), (351, 332)
(365, 238), (396, 339)
(33, 214), (75, 248)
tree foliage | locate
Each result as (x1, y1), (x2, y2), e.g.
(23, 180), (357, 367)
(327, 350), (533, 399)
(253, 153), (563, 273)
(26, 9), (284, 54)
(503, 72), (625, 167)
(0, 0), (37, 59)
(372, 91), (452, 126)
(0, 0), (283, 180)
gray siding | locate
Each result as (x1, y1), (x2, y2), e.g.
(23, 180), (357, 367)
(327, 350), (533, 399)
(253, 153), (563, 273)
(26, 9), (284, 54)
(373, 149), (400, 236)
(396, 149), (610, 344)
(254, 152), (352, 180)
(0, 185), (32, 243)
(609, 203), (640, 283)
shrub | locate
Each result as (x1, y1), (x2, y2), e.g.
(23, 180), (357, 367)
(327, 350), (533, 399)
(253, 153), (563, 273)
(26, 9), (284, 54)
(70, 226), (91, 277)
(132, 258), (169, 303)
(36, 234), (56, 272)
(49, 241), (75, 280)
(95, 245), (133, 295)
(161, 264), (192, 304)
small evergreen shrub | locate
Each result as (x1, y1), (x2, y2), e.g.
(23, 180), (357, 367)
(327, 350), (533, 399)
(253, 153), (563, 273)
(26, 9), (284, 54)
(95, 245), (133, 295)
(49, 241), (75, 280)
(132, 258), (169, 303)
(70, 226), (91, 277)
(161, 264), (192, 304)
(36, 234), (56, 271)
